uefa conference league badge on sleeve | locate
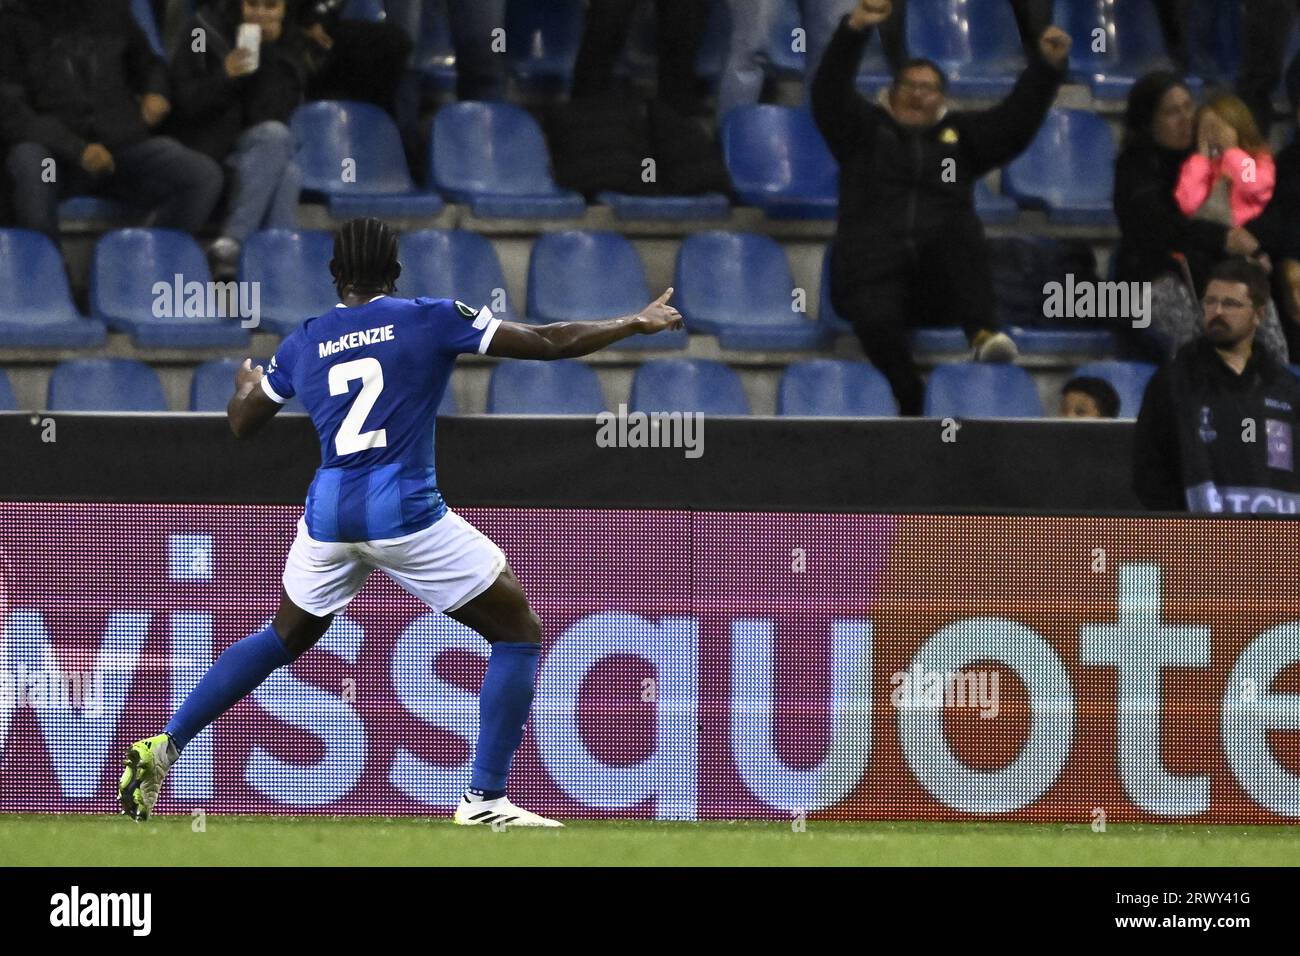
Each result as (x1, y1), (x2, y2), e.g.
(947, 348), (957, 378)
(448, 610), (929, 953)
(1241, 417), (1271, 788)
(455, 300), (494, 330)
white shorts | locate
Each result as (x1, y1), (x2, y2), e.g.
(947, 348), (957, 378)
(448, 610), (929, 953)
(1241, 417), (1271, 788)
(282, 509), (507, 617)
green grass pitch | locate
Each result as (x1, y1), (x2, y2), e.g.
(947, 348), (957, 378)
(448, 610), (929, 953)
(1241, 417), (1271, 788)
(3, 815), (1299, 866)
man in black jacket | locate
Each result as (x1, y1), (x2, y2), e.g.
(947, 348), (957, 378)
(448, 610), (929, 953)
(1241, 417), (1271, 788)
(1134, 257), (1300, 514)
(0, 0), (223, 242)
(812, 0), (1070, 415)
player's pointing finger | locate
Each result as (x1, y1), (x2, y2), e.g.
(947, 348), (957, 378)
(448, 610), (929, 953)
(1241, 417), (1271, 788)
(656, 287), (674, 305)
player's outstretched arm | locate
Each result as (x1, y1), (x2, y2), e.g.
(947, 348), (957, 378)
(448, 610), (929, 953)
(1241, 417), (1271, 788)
(486, 288), (684, 360)
(227, 358), (282, 438)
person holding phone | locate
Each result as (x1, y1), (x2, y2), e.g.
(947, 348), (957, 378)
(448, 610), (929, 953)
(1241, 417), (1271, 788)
(169, 0), (307, 278)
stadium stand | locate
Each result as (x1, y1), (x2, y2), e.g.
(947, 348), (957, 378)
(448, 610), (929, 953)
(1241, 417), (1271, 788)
(924, 363), (1046, 418)
(908, 0), (1026, 98)
(629, 358), (751, 415)
(720, 106), (838, 219)
(527, 231), (688, 349)
(1002, 108), (1118, 225)
(674, 231), (826, 349)
(0, 369), (15, 411)
(237, 231), (340, 337)
(431, 102), (586, 218)
(0, 230), (106, 348)
(1056, 0), (1194, 100)
(399, 229), (519, 319)
(778, 359), (899, 416)
(291, 101), (443, 218)
(1072, 360), (1158, 419)
(47, 358), (168, 412)
(487, 359), (607, 414)
(90, 230), (250, 348)
(191, 358), (307, 414)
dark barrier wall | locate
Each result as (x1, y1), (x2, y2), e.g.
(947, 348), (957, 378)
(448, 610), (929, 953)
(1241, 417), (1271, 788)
(2, 413), (1143, 512)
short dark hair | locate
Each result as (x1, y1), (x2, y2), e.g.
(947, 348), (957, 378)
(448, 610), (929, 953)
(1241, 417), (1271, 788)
(1206, 257), (1271, 309)
(894, 58), (948, 93)
(1061, 376), (1121, 418)
(330, 217), (401, 299)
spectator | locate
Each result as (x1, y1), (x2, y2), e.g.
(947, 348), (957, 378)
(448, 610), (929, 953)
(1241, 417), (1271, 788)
(1114, 73), (1287, 364)
(169, 0), (306, 279)
(1237, 0), (1300, 136)
(1174, 94), (1275, 230)
(717, 0), (857, 121)
(1060, 376), (1120, 418)
(571, 0), (707, 116)
(812, 0), (1070, 416)
(300, 0), (412, 118)
(877, 1), (1188, 74)
(1133, 257), (1300, 513)
(0, 0), (223, 244)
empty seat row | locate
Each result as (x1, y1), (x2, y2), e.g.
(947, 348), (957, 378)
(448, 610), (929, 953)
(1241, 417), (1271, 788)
(0, 225), (1124, 355)
(0, 357), (1167, 418)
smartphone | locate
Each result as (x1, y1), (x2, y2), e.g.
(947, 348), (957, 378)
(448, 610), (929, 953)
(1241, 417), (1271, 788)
(237, 23), (261, 71)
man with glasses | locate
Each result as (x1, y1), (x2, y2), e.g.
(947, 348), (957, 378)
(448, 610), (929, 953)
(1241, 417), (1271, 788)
(812, 0), (1070, 415)
(1134, 257), (1300, 513)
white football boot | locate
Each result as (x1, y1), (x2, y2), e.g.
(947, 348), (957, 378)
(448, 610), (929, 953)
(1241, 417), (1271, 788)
(453, 794), (564, 828)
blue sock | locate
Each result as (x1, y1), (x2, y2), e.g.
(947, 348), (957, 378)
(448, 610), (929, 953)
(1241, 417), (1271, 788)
(469, 642), (541, 794)
(165, 624), (293, 751)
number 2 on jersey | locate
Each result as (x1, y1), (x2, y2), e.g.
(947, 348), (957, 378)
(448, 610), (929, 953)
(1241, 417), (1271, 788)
(329, 357), (388, 455)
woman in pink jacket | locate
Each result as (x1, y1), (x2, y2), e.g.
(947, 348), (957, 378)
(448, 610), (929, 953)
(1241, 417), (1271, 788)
(1175, 93), (1276, 229)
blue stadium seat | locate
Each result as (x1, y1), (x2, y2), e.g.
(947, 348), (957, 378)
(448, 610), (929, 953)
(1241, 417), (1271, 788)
(907, 0), (1025, 97)
(721, 106), (838, 219)
(629, 359), (750, 415)
(0, 230), (106, 347)
(1055, 0), (1195, 99)
(190, 358), (308, 414)
(506, 0), (585, 90)
(975, 178), (1019, 225)
(0, 369), (16, 411)
(1073, 360), (1157, 419)
(238, 230), (338, 336)
(1003, 109), (1117, 225)
(675, 232), (826, 349)
(90, 229), (250, 348)
(527, 231), (687, 349)
(1009, 326), (1116, 356)
(129, 0), (165, 57)
(399, 229), (518, 319)
(487, 360), (606, 414)
(48, 358), (167, 412)
(291, 101), (442, 218)
(431, 102), (585, 218)
(408, 0), (457, 92)
(57, 196), (139, 229)
(778, 360), (898, 416)
(923, 363), (1044, 418)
